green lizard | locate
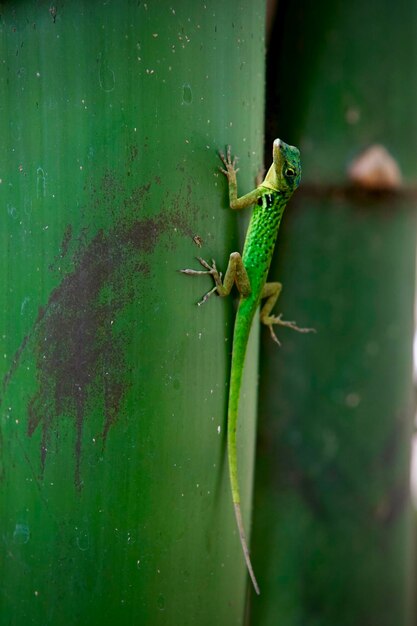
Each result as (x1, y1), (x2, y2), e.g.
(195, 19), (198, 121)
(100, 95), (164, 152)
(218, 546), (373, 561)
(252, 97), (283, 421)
(181, 139), (312, 595)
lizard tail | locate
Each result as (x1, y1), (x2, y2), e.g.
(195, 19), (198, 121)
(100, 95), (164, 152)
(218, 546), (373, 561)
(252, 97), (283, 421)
(228, 309), (260, 595)
(233, 502), (260, 595)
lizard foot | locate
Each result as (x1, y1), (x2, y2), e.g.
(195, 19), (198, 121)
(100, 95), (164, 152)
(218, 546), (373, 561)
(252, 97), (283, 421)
(262, 314), (316, 346)
(218, 145), (239, 179)
(180, 257), (223, 305)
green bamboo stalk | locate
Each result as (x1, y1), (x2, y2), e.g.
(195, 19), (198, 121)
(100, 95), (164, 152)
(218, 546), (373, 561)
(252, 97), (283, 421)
(0, 2), (266, 624)
(251, 1), (416, 624)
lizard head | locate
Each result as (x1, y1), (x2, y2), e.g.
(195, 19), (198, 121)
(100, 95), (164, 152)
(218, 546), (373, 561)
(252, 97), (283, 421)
(272, 138), (301, 193)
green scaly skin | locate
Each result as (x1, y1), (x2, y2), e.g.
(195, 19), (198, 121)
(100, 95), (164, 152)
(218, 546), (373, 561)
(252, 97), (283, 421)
(181, 139), (312, 595)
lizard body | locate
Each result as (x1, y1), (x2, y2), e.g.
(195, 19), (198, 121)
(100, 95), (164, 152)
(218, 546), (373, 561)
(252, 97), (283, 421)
(182, 139), (311, 595)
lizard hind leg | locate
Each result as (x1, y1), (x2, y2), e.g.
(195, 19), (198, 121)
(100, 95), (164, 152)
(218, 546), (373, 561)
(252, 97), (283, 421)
(180, 252), (251, 305)
(260, 282), (316, 345)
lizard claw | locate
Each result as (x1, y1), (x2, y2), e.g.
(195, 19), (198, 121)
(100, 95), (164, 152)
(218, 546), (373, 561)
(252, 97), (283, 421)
(197, 285), (218, 306)
(180, 257), (214, 276)
(180, 257), (223, 305)
(268, 325), (282, 346)
(219, 146), (240, 178)
(263, 313), (316, 345)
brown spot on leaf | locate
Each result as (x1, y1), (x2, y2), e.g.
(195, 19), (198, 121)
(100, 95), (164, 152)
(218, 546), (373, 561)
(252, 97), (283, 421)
(34, 213), (188, 488)
(129, 145), (138, 162)
(2, 182), (194, 489)
(60, 224), (73, 258)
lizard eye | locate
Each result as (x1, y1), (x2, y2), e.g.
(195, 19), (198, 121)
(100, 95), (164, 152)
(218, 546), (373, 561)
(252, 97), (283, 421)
(285, 167), (296, 177)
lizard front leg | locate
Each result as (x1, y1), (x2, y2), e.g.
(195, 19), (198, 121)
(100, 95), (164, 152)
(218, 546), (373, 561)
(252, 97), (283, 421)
(260, 282), (315, 345)
(180, 252), (251, 306)
(219, 146), (264, 209)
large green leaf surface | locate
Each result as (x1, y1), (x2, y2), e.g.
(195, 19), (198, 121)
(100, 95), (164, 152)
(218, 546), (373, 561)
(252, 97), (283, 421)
(0, 2), (266, 624)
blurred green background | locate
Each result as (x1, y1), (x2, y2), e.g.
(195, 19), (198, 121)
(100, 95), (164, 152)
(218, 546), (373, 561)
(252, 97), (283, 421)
(251, 1), (417, 624)
(0, 1), (416, 625)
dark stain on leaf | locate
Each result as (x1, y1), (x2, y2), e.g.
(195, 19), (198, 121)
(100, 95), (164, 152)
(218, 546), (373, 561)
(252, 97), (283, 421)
(2, 180), (194, 489)
(60, 224), (73, 258)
